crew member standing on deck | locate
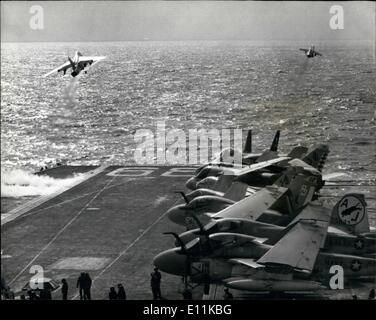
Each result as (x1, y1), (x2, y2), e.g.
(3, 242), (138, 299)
(61, 279), (68, 300)
(83, 273), (92, 300)
(76, 273), (86, 300)
(109, 287), (117, 300)
(151, 267), (162, 300)
(117, 283), (127, 300)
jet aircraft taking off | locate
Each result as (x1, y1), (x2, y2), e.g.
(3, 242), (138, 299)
(299, 46), (322, 58)
(43, 51), (106, 77)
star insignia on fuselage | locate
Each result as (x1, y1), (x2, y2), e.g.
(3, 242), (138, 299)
(351, 260), (362, 272)
(354, 239), (364, 250)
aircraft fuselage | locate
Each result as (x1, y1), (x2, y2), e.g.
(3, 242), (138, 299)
(182, 245), (376, 290)
(68, 52), (92, 77)
(179, 218), (376, 256)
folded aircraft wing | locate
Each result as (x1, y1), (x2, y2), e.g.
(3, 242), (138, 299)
(43, 61), (72, 77)
(287, 203), (331, 228)
(257, 204), (330, 272)
(212, 185), (288, 220)
(315, 51), (322, 56)
(299, 48), (308, 52)
(234, 156), (290, 178)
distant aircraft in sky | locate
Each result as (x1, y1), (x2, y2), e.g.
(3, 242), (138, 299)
(43, 51), (106, 77)
(299, 45), (322, 58)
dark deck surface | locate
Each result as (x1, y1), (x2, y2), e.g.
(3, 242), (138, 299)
(1, 165), (203, 300)
(1, 165), (374, 300)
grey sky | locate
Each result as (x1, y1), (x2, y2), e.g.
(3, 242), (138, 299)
(1, 1), (375, 42)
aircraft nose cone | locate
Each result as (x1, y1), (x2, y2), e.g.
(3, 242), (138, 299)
(153, 248), (188, 276)
(186, 177), (198, 190)
(167, 205), (189, 226)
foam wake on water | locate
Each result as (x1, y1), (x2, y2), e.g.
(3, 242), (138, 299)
(1, 169), (85, 198)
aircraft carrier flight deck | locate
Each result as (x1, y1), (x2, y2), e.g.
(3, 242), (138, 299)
(1, 165), (374, 300)
(1, 165), (204, 300)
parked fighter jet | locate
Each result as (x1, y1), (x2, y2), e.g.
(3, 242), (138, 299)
(168, 160), (324, 228)
(299, 46), (322, 58)
(204, 130), (282, 167)
(187, 130), (284, 190)
(43, 51), (106, 77)
(186, 143), (329, 191)
(154, 199), (376, 293)
(177, 193), (376, 257)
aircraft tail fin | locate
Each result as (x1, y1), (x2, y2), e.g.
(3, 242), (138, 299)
(272, 166), (321, 216)
(330, 193), (370, 235)
(255, 130), (280, 162)
(270, 130), (280, 152)
(301, 144), (329, 171)
(68, 56), (75, 69)
(243, 130), (252, 153)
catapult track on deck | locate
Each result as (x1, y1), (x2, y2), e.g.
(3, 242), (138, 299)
(1, 165), (204, 300)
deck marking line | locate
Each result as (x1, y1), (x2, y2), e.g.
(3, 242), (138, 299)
(17, 179), (135, 220)
(8, 175), (116, 286)
(71, 197), (180, 300)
